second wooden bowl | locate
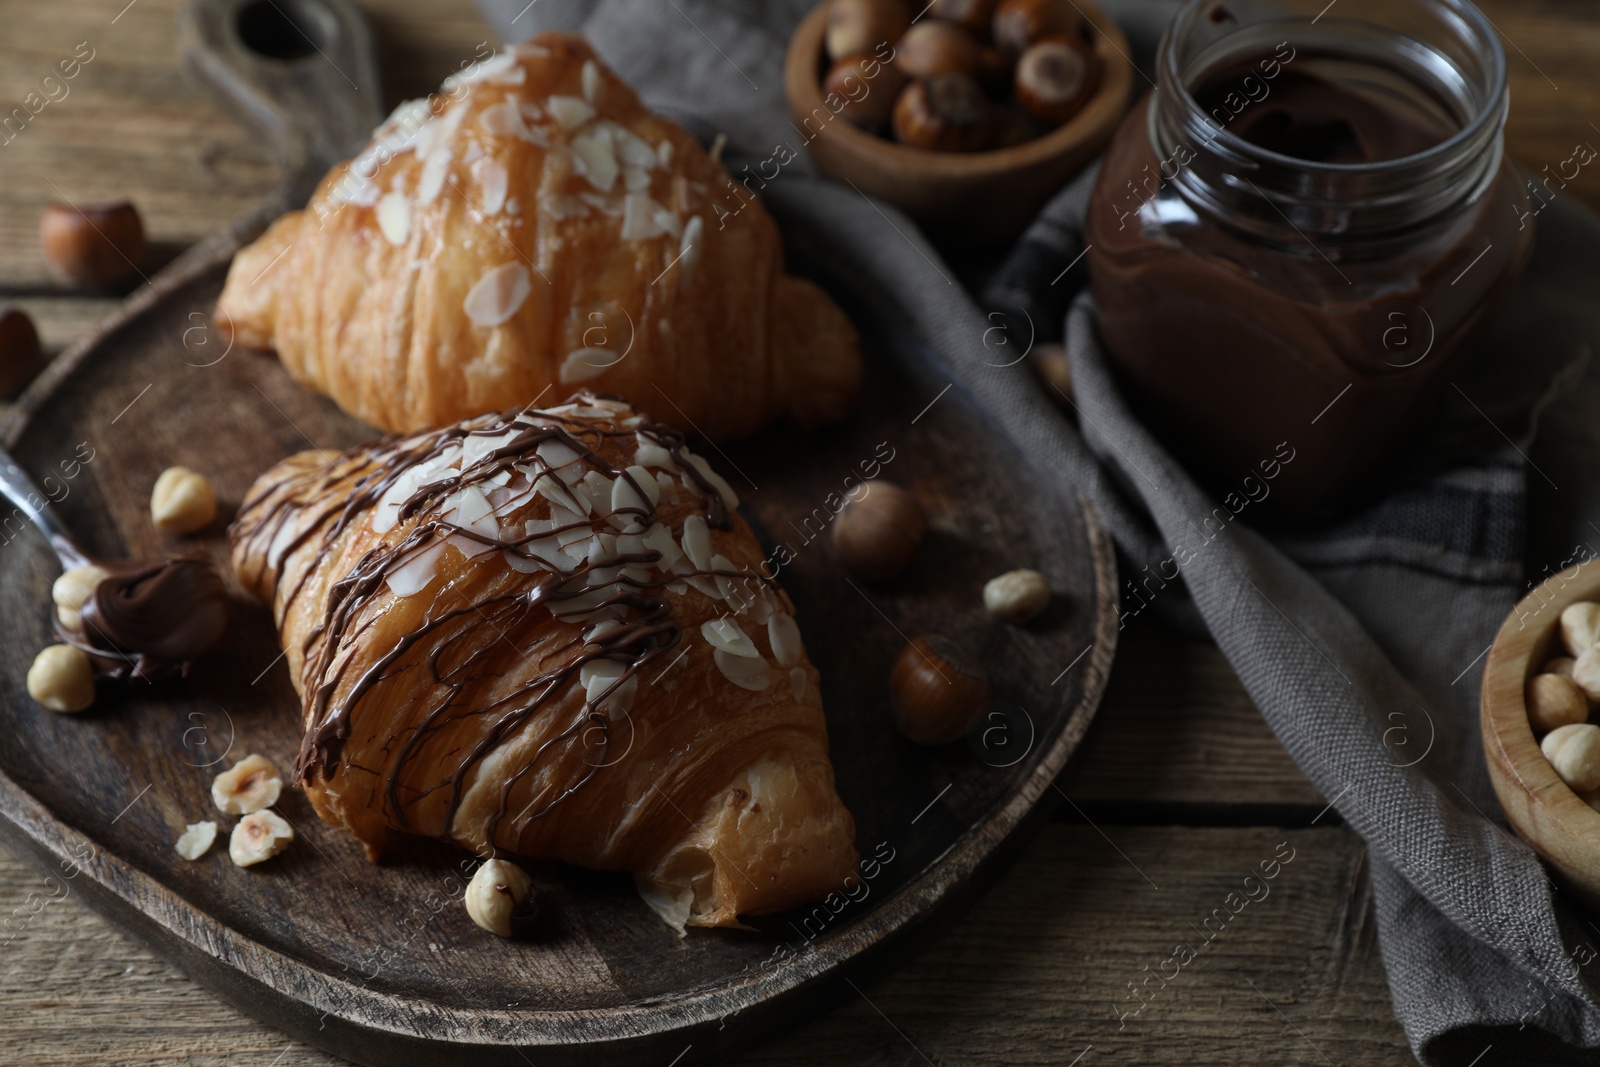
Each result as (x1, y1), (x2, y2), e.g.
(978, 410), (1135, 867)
(1482, 556), (1600, 909)
(783, 0), (1133, 244)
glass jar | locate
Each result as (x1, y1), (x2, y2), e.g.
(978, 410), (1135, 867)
(1085, 0), (1534, 510)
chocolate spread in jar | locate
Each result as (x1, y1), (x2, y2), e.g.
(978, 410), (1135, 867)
(1086, 55), (1533, 510)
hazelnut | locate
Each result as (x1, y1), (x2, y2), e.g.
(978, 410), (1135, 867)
(1527, 673), (1589, 735)
(992, 0), (1087, 57)
(52, 563), (110, 633)
(832, 481), (927, 581)
(1032, 341), (1073, 404)
(0, 308), (42, 397)
(26, 644), (95, 713)
(827, 0), (911, 61)
(1562, 601), (1600, 656)
(174, 821), (218, 861)
(890, 635), (991, 745)
(40, 200), (145, 288)
(211, 754), (284, 816)
(1573, 646), (1600, 703)
(229, 810), (294, 867)
(824, 54), (909, 131)
(892, 74), (995, 152)
(1014, 36), (1098, 125)
(928, 0), (999, 38)
(1548, 656), (1577, 678)
(983, 568), (1051, 623)
(465, 858), (537, 937)
(895, 22), (982, 81)
(1542, 723), (1600, 792)
(151, 465), (217, 533)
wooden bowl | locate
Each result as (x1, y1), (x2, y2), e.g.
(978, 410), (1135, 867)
(1482, 556), (1600, 908)
(783, 0), (1133, 243)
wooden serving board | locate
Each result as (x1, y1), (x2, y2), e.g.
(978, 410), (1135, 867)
(0, 1), (1119, 1063)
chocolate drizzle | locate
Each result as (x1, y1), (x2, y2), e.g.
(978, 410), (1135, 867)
(62, 556), (228, 681)
(229, 392), (760, 850)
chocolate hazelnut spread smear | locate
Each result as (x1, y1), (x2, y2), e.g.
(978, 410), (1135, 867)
(65, 557), (228, 681)
(228, 394), (761, 843)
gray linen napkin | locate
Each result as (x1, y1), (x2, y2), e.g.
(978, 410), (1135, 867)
(478, 0), (1600, 1061)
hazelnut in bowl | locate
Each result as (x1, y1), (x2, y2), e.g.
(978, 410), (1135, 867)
(1482, 556), (1600, 910)
(785, 0), (1133, 242)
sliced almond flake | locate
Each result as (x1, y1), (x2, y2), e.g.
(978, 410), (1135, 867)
(612, 467), (658, 515)
(478, 100), (528, 139)
(702, 617), (758, 658)
(387, 539), (448, 597)
(578, 192), (623, 216)
(370, 98), (433, 151)
(790, 667), (807, 702)
(633, 435), (676, 469)
(579, 470), (615, 516)
(610, 124), (657, 170)
(560, 347), (618, 383)
(679, 215), (703, 275)
(582, 59), (602, 104)
(536, 438), (584, 471)
(716, 649), (773, 691)
(657, 140), (674, 167)
(712, 553), (753, 611)
(621, 193), (672, 241)
(681, 514), (712, 571)
(685, 574), (722, 600)
(476, 158), (508, 215)
(767, 613), (802, 667)
(487, 62), (527, 86)
(585, 620), (623, 644)
(463, 262), (532, 327)
(449, 50), (518, 89)
(571, 124), (619, 192)
(749, 592), (774, 624)
(462, 428), (522, 467)
(668, 579), (688, 595)
(515, 40), (551, 58)
(684, 452), (740, 509)
(463, 141), (486, 164)
(376, 193), (411, 245)
(623, 166), (651, 192)
(642, 523), (682, 571)
(548, 94), (595, 129)
(418, 146), (454, 204)
(536, 473), (590, 515)
(507, 196), (522, 215)
(656, 472), (679, 504)
(653, 208), (683, 239)
(580, 659), (625, 702)
(519, 100), (544, 122)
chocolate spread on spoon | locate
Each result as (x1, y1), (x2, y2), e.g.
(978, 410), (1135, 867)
(68, 556), (229, 681)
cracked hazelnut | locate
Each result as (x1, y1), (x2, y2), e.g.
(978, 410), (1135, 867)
(928, 0), (999, 37)
(40, 200), (145, 288)
(175, 821), (218, 861)
(824, 54), (908, 131)
(212, 754), (284, 816)
(992, 0), (1087, 57)
(26, 644), (95, 713)
(1542, 723), (1600, 792)
(827, 0), (911, 61)
(983, 568), (1051, 623)
(891, 635), (991, 745)
(1527, 673), (1589, 735)
(229, 810), (294, 867)
(52, 563), (110, 633)
(0, 308), (42, 397)
(466, 858), (537, 937)
(892, 73), (994, 152)
(151, 465), (216, 533)
(832, 481), (927, 581)
(895, 21), (983, 80)
(1014, 36), (1098, 125)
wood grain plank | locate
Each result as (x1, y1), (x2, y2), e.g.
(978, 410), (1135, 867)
(0, 826), (1413, 1066)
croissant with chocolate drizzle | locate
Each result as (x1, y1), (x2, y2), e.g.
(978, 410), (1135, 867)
(229, 394), (858, 931)
(216, 33), (861, 443)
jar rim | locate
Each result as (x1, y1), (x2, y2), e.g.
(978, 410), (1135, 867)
(1158, 0), (1508, 176)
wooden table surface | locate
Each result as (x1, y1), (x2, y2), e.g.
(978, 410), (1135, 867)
(1, 1), (1596, 1064)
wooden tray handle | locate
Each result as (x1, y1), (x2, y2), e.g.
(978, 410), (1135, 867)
(178, 0), (383, 231)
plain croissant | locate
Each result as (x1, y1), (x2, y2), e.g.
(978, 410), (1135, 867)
(228, 394), (859, 930)
(217, 33), (861, 443)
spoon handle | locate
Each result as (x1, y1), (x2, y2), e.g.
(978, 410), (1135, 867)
(0, 446), (88, 570)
